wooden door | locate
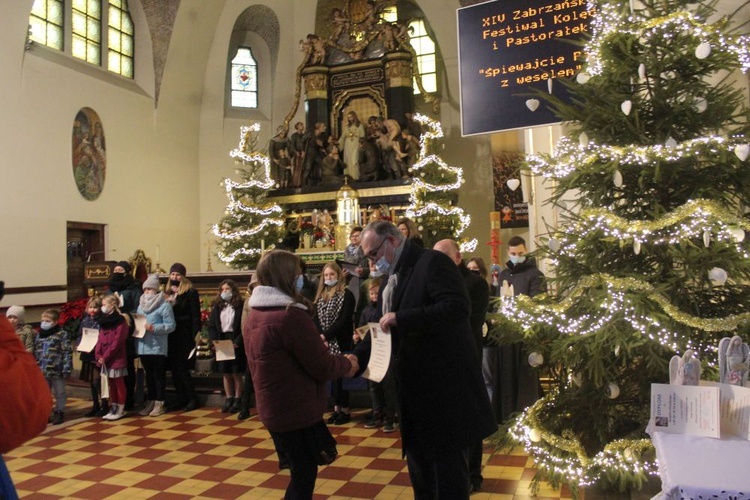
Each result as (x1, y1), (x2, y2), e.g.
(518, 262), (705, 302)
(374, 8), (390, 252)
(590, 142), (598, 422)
(67, 222), (105, 301)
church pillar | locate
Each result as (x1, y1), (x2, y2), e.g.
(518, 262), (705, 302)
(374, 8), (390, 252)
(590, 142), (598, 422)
(302, 65), (330, 132)
(384, 51), (414, 123)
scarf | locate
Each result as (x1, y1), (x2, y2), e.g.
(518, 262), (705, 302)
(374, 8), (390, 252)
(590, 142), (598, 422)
(99, 311), (125, 329)
(316, 290), (345, 331)
(139, 291), (165, 314)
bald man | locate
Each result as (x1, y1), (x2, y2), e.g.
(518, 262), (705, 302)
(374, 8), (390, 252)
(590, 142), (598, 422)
(433, 239), (491, 493)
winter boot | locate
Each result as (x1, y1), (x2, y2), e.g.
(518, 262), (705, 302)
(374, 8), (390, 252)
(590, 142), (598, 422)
(138, 400), (155, 416)
(102, 404), (118, 420)
(149, 401), (165, 417)
(51, 411), (64, 425)
(109, 404), (125, 421)
(95, 399), (110, 417)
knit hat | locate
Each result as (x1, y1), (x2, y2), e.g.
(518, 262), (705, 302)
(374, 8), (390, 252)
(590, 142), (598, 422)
(170, 263), (187, 276)
(115, 260), (132, 274)
(142, 274), (160, 291)
(6, 305), (24, 322)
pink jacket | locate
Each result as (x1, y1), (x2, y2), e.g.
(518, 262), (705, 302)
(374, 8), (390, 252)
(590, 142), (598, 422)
(94, 314), (129, 371)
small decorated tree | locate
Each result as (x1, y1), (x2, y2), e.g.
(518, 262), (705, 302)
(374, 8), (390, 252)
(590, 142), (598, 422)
(406, 114), (477, 251)
(213, 124), (286, 269)
(494, 0), (750, 496)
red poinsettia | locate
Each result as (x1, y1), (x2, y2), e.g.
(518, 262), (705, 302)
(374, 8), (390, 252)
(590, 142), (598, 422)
(59, 297), (89, 335)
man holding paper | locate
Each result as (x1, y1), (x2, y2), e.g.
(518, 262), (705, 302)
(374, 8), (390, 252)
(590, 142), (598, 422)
(354, 221), (495, 499)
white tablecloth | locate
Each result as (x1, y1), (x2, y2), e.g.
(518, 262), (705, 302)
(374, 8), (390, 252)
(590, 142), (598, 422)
(650, 431), (750, 499)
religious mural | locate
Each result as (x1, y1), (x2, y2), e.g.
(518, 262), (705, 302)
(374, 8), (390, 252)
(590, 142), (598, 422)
(72, 107), (106, 201)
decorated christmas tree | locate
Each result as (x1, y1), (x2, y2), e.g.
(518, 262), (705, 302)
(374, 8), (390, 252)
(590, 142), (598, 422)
(494, 0), (750, 494)
(213, 124), (286, 269)
(405, 114), (477, 251)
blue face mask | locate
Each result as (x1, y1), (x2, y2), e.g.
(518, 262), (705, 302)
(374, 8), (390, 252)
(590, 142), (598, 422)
(220, 291), (232, 301)
(509, 255), (526, 265)
(324, 279), (338, 287)
(40, 321), (54, 331)
(295, 275), (304, 292)
(370, 270), (384, 279)
(375, 256), (391, 275)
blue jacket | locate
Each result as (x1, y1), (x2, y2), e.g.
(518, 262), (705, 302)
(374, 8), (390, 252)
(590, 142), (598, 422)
(136, 295), (175, 356)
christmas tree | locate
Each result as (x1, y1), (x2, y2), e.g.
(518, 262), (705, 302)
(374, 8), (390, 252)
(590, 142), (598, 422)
(213, 124), (286, 269)
(494, 0), (750, 495)
(405, 114), (477, 251)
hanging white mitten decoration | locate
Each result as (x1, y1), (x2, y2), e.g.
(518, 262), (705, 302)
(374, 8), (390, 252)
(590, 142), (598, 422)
(703, 230), (711, 248)
(613, 170), (624, 187)
(694, 97), (707, 113)
(709, 267), (728, 286)
(528, 352), (544, 367)
(529, 428), (543, 442)
(577, 72), (590, 84)
(506, 178), (521, 191)
(579, 132), (589, 147)
(621, 100), (633, 116)
(734, 144), (750, 161)
(607, 383), (620, 399)
(729, 227), (746, 242)
(695, 42), (711, 59)
(526, 99), (540, 112)
(638, 63), (646, 80)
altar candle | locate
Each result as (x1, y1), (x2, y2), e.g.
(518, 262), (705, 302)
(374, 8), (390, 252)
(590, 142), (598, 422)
(156, 244), (160, 263)
(261, 239), (265, 252)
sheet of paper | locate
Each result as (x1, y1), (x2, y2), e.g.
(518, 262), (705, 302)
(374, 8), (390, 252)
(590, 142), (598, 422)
(355, 325), (370, 341)
(213, 340), (236, 361)
(77, 328), (99, 352)
(362, 322), (391, 383)
(650, 383), (720, 438)
(131, 313), (147, 338)
(702, 381), (750, 441)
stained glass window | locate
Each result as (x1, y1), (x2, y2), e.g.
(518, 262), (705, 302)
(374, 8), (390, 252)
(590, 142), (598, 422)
(28, 1), (135, 79)
(409, 19), (437, 94)
(72, 0), (101, 65)
(231, 47), (258, 108)
(30, 0), (64, 50)
(108, 0), (134, 77)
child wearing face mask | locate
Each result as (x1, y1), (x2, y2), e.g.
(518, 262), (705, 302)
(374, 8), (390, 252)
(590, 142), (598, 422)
(34, 309), (72, 425)
(208, 279), (246, 413)
(136, 275), (176, 417)
(95, 295), (132, 421)
(78, 298), (106, 417)
(313, 262), (355, 425)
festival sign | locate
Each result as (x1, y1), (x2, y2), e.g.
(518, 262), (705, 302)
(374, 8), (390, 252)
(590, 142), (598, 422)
(457, 0), (594, 135)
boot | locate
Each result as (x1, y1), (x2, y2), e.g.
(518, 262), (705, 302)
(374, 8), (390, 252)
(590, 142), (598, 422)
(85, 382), (100, 417)
(51, 411), (64, 425)
(149, 401), (165, 417)
(85, 400), (100, 417)
(102, 403), (118, 420)
(95, 400), (110, 417)
(109, 404), (125, 421)
(138, 400), (155, 416)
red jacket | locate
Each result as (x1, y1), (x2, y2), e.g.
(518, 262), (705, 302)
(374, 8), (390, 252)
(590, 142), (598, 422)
(0, 316), (52, 453)
(243, 286), (352, 433)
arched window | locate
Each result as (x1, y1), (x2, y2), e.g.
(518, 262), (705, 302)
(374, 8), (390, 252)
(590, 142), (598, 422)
(409, 19), (436, 94)
(230, 47), (258, 109)
(29, 0), (135, 78)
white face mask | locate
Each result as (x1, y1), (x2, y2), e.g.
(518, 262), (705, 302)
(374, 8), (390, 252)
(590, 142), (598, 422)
(40, 321), (54, 330)
(324, 279), (338, 287)
(102, 304), (113, 314)
(220, 291), (232, 301)
(509, 255), (526, 265)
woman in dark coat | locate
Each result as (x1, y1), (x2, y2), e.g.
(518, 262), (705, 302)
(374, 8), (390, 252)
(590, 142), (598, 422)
(165, 263), (201, 412)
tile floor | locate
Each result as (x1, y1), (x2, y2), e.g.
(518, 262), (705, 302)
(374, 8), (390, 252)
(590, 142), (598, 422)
(5, 399), (575, 499)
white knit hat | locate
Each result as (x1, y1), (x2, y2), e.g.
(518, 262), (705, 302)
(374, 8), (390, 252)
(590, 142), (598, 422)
(142, 274), (161, 291)
(6, 305), (25, 322)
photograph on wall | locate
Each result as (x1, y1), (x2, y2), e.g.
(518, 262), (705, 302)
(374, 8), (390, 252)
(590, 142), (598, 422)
(493, 152), (529, 228)
(72, 107), (106, 201)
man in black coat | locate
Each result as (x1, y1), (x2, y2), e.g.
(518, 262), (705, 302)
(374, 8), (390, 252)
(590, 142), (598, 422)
(353, 221), (495, 499)
(433, 239), (491, 493)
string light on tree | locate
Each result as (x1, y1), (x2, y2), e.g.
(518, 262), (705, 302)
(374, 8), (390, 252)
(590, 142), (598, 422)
(406, 114), (477, 252)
